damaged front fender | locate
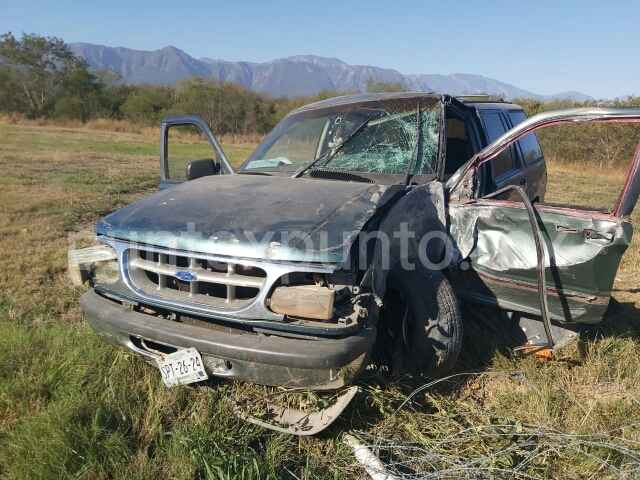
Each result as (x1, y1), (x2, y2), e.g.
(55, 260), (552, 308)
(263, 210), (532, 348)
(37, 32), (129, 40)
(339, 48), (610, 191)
(361, 181), (451, 300)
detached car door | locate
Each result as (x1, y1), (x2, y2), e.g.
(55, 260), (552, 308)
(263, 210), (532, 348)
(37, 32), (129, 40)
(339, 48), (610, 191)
(447, 107), (640, 327)
(159, 115), (235, 190)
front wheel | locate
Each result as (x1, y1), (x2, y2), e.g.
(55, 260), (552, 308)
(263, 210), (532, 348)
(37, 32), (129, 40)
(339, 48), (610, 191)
(382, 266), (463, 378)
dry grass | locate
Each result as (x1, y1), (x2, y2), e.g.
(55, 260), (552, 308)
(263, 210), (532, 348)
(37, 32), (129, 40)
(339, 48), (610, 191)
(0, 123), (639, 479)
(0, 114), (265, 146)
(545, 162), (640, 309)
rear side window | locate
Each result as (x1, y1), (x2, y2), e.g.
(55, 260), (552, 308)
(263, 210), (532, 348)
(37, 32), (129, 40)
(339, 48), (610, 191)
(481, 112), (515, 178)
(508, 111), (544, 165)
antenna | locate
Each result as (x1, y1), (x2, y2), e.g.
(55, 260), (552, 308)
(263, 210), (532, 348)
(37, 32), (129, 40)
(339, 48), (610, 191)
(218, 58), (222, 131)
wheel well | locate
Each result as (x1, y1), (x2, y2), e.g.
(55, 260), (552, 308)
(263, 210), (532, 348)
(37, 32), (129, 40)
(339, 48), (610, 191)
(373, 266), (463, 377)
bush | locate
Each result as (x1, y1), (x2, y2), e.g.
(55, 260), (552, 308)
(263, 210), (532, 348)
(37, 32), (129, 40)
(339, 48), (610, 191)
(119, 95), (163, 126)
(53, 97), (85, 120)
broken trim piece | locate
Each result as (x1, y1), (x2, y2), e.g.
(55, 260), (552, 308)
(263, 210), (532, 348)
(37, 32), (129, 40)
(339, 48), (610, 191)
(231, 386), (359, 435)
(482, 185), (556, 349)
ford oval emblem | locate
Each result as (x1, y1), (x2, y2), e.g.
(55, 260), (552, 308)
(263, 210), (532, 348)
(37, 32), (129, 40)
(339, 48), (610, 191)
(175, 270), (197, 282)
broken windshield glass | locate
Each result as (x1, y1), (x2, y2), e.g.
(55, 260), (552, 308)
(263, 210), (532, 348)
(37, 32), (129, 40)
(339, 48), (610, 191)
(323, 107), (439, 175)
(240, 97), (441, 175)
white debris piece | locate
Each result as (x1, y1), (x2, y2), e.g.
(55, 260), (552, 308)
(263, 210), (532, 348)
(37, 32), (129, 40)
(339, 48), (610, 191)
(343, 434), (398, 480)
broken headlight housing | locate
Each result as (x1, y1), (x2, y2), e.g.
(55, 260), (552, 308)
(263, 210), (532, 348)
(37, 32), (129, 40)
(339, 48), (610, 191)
(269, 284), (335, 321)
(68, 245), (119, 285)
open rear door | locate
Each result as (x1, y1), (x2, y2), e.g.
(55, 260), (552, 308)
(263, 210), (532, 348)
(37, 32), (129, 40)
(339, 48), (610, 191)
(159, 115), (234, 190)
(447, 107), (640, 348)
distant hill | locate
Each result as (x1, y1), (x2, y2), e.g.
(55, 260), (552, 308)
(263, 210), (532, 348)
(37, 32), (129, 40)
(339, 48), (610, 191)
(70, 43), (593, 102)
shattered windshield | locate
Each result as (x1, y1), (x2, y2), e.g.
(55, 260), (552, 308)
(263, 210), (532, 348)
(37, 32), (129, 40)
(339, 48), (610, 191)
(240, 97), (441, 176)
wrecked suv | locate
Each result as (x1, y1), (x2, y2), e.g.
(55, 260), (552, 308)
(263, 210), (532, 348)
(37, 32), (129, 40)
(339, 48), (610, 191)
(73, 93), (640, 395)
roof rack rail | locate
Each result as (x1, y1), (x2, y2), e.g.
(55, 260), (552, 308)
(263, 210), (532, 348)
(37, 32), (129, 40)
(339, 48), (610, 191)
(455, 94), (506, 103)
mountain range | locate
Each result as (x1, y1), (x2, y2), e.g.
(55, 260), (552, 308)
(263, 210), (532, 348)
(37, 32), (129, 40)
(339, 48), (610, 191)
(70, 42), (592, 102)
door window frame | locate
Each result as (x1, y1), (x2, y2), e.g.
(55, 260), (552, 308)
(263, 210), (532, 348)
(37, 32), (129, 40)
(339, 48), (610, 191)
(160, 115), (234, 182)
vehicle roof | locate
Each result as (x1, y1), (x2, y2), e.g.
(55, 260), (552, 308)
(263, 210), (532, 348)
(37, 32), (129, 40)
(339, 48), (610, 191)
(291, 92), (440, 113)
(291, 92), (519, 114)
(463, 100), (524, 112)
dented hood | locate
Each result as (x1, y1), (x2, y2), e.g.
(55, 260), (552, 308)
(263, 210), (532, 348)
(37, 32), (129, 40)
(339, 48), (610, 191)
(95, 174), (400, 263)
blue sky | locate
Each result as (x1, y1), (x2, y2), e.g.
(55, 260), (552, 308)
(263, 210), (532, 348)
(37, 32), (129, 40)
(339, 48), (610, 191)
(2, 0), (638, 98)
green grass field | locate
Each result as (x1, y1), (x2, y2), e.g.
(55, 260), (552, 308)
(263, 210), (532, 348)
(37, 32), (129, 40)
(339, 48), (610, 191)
(1, 123), (639, 479)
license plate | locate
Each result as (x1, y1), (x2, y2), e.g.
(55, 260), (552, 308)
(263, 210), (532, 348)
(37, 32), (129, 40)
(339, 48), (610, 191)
(156, 347), (208, 387)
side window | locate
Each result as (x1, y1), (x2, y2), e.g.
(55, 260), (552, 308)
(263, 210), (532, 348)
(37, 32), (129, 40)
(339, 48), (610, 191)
(166, 125), (218, 180)
(481, 111), (515, 178)
(508, 111), (544, 165)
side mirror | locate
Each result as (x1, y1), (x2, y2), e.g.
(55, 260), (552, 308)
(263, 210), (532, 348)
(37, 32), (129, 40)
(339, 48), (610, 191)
(185, 158), (219, 181)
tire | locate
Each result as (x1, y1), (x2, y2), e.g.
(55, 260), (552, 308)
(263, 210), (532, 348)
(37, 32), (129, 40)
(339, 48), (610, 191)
(383, 265), (463, 378)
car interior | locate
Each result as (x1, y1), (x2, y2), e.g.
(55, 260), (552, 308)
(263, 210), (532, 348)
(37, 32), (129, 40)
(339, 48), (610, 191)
(444, 110), (475, 179)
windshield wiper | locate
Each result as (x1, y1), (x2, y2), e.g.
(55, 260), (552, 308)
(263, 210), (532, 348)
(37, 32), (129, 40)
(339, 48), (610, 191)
(403, 102), (420, 186)
(292, 113), (380, 178)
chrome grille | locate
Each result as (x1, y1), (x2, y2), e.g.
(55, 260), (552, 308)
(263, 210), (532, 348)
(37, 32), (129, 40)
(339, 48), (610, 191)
(126, 248), (267, 309)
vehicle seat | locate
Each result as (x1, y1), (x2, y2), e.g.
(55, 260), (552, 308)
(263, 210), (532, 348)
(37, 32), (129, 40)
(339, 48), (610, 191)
(445, 138), (473, 175)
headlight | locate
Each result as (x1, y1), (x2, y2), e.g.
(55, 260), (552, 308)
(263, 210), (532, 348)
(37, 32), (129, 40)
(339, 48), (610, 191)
(68, 245), (118, 285)
(269, 285), (335, 320)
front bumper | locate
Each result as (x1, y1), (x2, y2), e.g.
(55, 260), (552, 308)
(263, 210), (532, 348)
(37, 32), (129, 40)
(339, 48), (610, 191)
(80, 289), (375, 390)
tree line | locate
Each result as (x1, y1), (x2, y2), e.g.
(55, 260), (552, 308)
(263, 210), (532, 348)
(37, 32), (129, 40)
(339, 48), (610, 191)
(2, 32), (639, 167)
(0, 32), (356, 135)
